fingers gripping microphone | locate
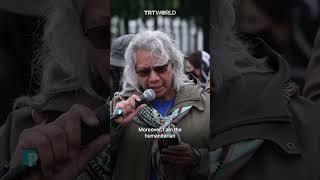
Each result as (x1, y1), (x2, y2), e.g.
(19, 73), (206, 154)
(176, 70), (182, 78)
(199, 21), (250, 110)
(3, 90), (155, 180)
(135, 89), (156, 106)
(1, 103), (110, 180)
(81, 102), (110, 145)
(111, 89), (155, 121)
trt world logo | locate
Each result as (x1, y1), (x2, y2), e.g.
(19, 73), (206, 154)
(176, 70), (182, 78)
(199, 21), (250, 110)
(144, 10), (177, 16)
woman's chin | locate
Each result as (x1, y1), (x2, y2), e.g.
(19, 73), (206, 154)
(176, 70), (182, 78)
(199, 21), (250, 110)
(155, 92), (164, 99)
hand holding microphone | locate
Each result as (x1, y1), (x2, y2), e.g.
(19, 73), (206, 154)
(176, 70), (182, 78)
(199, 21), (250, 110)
(5, 104), (110, 180)
(2, 90), (155, 180)
(112, 89), (155, 125)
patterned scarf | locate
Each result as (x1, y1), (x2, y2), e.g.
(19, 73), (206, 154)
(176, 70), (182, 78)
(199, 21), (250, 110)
(210, 139), (264, 180)
(133, 105), (193, 180)
(77, 104), (192, 180)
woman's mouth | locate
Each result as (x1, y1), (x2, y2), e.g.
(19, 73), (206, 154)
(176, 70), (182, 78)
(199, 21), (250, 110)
(151, 86), (162, 93)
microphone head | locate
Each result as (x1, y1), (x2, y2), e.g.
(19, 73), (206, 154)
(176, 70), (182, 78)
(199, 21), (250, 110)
(143, 89), (156, 101)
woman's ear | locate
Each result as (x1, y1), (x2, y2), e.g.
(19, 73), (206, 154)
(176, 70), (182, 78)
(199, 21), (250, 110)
(0, 0), (50, 16)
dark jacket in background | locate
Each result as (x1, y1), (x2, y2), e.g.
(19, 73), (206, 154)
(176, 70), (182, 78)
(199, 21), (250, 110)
(211, 38), (320, 180)
(304, 28), (320, 101)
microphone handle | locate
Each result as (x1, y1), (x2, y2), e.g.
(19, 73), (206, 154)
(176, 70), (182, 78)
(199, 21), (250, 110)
(81, 103), (110, 145)
(110, 96), (148, 121)
(110, 113), (122, 122)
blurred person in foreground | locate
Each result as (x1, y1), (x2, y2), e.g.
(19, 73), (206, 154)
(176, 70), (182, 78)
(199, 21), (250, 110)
(110, 30), (210, 180)
(185, 50), (210, 90)
(0, 0), (110, 179)
(211, 0), (320, 179)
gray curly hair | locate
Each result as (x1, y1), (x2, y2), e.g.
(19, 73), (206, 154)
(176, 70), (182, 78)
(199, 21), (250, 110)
(120, 30), (193, 94)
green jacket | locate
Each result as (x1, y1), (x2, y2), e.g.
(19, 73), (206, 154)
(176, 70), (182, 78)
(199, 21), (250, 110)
(111, 81), (210, 180)
(211, 38), (320, 179)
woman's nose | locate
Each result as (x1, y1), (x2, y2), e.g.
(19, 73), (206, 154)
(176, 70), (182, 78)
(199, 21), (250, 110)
(149, 69), (160, 82)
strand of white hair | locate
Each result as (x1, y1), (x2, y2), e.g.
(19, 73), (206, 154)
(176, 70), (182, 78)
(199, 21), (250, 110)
(14, 0), (104, 110)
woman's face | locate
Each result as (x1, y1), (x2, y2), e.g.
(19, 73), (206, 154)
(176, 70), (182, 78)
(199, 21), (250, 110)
(185, 60), (195, 73)
(185, 60), (201, 79)
(135, 50), (176, 101)
(83, 0), (109, 88)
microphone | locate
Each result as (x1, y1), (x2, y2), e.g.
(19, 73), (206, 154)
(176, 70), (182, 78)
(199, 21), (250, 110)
(1, 90), (155, 179)
(81, 102), (110, 145)
(2, 90), (155, 180)
(1, 103), (110, 180)
(110, 89), (155, 121)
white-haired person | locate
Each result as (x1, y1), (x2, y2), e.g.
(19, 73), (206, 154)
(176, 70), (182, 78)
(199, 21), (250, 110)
(211, 0), (320, 179)
(110, 30), (210, 180)
(0, 0), (110, 179)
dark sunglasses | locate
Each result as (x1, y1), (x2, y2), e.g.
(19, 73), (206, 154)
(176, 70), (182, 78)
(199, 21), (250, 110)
(136, 63), (170, 77)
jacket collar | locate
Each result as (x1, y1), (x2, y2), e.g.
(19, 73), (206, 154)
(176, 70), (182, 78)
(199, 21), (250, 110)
(173, 79), (204, 111)
(212, 36), (302, 155)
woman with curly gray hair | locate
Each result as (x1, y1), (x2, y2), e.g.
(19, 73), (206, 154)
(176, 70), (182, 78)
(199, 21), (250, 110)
(111, 30), (210, 180)
(120, 30), (192, 96)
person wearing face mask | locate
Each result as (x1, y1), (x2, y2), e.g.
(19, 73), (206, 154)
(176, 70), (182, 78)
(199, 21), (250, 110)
(0, 0), (111, 179)
(185, 50), (210, 90)
(110, 30), (210, 180)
